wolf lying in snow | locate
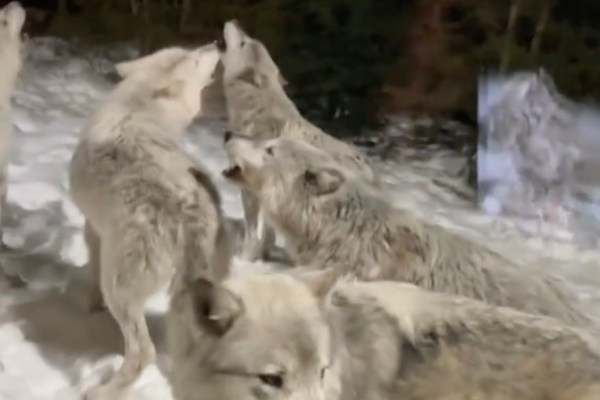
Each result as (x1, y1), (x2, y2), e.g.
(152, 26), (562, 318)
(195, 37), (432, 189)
(219, 19), (377, 262)
(0, 1), (26, 285)
(223, 134), (594, 328)
(69, 44), (230, 399)
(168, 268), (600, 400)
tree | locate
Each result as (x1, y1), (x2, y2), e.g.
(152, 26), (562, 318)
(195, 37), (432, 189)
(500, 0), (523, 71)
(530, 0), (555, 61)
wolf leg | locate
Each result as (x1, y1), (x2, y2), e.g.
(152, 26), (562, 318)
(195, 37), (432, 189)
(240, 189), (269, 261)
(84, 234), (162, 400)
(84, 221), (106, 312)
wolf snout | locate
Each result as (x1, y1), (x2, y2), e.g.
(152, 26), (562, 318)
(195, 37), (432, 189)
(215, 37), (227, 52)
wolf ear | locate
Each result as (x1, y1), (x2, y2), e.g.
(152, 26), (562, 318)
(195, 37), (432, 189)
(303, 168), (345, 196)
(292, 267), (337, 302)
(191, 278), (243, 337)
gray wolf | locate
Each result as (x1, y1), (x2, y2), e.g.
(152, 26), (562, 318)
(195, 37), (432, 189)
(0, 1), (25, 284)
(222, 134), (594, 328)
(477, 69), (600, 226)
(69, 43), (230, 399)
(167, 268), (600, 400)
(219, 19), (377, 262)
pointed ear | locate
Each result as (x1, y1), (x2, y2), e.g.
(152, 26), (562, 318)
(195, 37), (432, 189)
(292, 267), (337, 302)
(236, 67), (263, 87)
(191, 278), (243, 337)
(303, 168), (345, 196)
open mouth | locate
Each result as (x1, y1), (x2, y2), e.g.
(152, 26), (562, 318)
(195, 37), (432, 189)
(222, 165), (241, 180)
(216, 37), (227, 52)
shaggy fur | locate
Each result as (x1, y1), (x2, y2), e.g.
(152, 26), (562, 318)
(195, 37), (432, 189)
(69, 44), (230, 399)
(0, 1), (25, 284)
(223, 135), (594, 328)
(220, 20), (377, 262)
(168, 270), (600, 400)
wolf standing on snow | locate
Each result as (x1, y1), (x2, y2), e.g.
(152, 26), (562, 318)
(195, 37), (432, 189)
(219, 19), (377, 262)
(168, 268), (600, 400)
(0, 1), (25, 284)
(223, 134), (594, 328)
(69, 44), (230, 399)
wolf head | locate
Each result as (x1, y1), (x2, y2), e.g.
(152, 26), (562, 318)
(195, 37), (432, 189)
(178, 269), (336, 399)
(222, 134), (347, 203)
(113, 43), (220, 122)
(0, 2), (25, 45)
(220, 19), (287, 89)
(0, 2), (26, 95)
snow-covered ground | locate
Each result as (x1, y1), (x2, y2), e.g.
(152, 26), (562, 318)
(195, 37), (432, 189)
(1, 38), (600, 400)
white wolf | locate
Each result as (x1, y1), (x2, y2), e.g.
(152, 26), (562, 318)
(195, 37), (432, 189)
(69, 43), (230, 399)
(222, 134), (594, 328)
(167, 268), (600, 400)
(219, 19), (377, 262)
(0, 1), (25, 285)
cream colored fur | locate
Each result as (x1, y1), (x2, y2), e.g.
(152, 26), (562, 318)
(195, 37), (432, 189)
(69, 43), (229, 400)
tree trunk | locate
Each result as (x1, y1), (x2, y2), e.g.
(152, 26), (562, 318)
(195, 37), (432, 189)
(57, 0), (68, 15)
(500, 0), (522, 72)
(130, 0), (138, 15)
(530, 1), (554, 60)
(179, 0), (191, 32)
(141, 0), (149, 22)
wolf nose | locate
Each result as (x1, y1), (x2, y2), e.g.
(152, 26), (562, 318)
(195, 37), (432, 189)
(215, 37), (227, 52)
(224, 131), (233, 143)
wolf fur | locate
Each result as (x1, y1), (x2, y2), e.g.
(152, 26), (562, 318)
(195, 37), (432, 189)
(69, 43), (230, 399)
(477, 69), (599, 222)
(167, 269), (600, 400)
(220, 20), (377, 262)
(222, 134), (594, 328)
(0, 1), (25, 284)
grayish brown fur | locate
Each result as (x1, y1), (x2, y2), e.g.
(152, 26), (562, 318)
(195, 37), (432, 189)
(0, 1), (26, 284)
(167, 270), (600, 400)
(223, 135), (595, 328)
(220, 20), (377, 262)
(69, 44), (230, 399)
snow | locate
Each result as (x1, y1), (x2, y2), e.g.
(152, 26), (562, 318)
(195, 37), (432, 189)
(1, 37), (600, 400)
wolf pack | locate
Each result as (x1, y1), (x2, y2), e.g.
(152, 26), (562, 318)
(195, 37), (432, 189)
(2, 3), (600, 400)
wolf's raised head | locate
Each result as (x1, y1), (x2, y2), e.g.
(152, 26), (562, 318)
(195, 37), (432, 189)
(220, 19), (287, 89)
(172, 269), (337, 399)
(113, 43), (220, 122)
(222, 134), (347, 201)
(0, 2), (26, 96)
(0, 2), (25, 45)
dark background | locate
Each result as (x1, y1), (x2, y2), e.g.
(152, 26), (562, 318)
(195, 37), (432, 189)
(3, 0), (600, 136)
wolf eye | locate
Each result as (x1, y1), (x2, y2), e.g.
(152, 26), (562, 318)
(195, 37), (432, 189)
(258, 373), (284, 389)
(265, 146), (274, 155)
